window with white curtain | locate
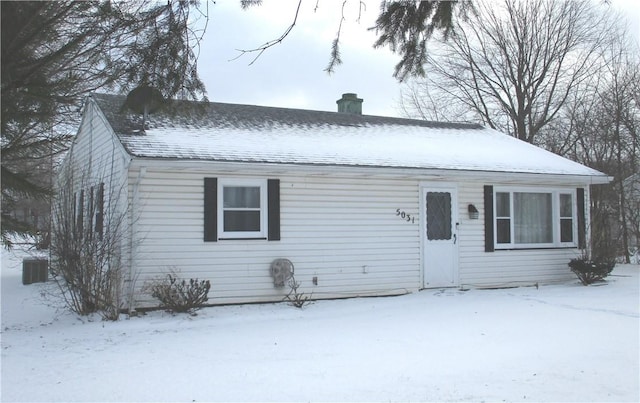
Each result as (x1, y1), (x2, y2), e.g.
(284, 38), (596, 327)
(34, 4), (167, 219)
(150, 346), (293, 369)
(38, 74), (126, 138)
(218, 179), (267, 238)
(495, 188), (576, 249)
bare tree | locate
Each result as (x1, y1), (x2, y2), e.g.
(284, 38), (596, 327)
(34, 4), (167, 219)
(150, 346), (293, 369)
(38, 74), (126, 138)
(50, 164), (132, 320)
(400, 0), (639, 259)
(566, 33), (640, 261)
(624, 174), (640, 260)
(602, 45), (639, 263)
(401, 0), (614, 145)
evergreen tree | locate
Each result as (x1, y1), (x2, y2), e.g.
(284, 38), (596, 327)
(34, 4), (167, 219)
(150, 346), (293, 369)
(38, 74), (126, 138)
(371, 1), (471, 81)
(1, 1), (207, 246)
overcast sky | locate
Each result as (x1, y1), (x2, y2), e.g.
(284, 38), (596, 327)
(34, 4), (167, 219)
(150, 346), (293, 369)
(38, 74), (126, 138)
(197, 0), (640, 119)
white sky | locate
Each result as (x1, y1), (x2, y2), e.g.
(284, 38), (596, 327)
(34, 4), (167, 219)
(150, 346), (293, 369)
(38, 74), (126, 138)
(197, 0), (640, 118)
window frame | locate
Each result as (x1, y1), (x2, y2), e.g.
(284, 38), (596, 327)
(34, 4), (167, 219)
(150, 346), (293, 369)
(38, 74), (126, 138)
(217, 178), (268, 239)
(493, 187), (578, 250)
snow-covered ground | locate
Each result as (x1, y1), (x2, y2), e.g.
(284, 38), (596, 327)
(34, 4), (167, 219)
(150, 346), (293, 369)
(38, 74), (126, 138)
(1, 246), (638, 402)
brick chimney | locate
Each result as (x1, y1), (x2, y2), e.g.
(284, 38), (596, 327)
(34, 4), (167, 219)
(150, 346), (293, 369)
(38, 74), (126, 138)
(336, 93), (363, 115)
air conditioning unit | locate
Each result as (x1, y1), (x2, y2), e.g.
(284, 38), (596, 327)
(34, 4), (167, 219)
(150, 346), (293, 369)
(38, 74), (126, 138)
(22, 259), (48, 285)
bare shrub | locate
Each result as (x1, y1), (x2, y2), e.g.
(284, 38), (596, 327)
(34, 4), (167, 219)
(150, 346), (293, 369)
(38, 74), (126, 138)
(284, 275), (310, 308)
(50, 173), (127, 320)
(143, 271), (211, 314)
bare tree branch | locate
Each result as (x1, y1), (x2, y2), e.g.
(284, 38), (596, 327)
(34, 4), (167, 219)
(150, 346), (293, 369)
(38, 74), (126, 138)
(402, 0), (614, 145)
(231, 0), (302, 66)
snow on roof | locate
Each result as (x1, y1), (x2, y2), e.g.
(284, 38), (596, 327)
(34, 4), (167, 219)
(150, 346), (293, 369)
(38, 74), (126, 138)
(92, 93), (607, 178)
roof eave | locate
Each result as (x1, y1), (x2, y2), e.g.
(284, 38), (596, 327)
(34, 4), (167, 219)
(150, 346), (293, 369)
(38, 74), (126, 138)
(127, 157), (612, 185)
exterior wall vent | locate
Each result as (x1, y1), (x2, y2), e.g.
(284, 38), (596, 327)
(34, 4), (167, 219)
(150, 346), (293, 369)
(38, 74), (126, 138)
(336, 93), (363, 115)
(22, 259), (48, 285)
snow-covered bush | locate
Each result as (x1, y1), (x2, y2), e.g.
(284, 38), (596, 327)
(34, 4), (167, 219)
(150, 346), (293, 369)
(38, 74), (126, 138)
(144, 272), (211, 314)
(568, 257), (615, 285)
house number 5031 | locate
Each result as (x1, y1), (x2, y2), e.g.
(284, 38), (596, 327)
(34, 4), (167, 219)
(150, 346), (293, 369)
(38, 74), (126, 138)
(396, 209), (415, 223)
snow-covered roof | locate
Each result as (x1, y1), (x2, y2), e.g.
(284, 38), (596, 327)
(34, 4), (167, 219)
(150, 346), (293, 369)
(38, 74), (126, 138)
(92, 93), (608, 180)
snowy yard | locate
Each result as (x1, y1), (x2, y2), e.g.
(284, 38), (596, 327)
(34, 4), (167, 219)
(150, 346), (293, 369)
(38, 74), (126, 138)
(1, 247), (638, 402)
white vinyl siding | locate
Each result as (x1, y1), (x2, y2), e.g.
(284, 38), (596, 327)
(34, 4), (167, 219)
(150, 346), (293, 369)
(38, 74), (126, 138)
(61, 100), (131, 254)
(62, 101), (129, 196)
(126, 162), (588, 307)
(57, 98), (134, 307)
(129, 169), (421, 306)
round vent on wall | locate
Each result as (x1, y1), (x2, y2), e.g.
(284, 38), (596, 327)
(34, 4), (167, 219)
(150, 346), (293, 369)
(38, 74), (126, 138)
(270, 258), (294, 288)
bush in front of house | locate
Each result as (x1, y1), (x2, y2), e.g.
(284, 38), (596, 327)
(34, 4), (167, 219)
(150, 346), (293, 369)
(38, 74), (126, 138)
(568, 257), (615, 285)
(284, 275), (311, 308)
(145, 272), (211, 313)
(50, 176), (126, 321)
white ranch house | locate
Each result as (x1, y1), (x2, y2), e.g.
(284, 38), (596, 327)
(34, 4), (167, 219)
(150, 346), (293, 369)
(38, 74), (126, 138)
(61, 92), (610, 309)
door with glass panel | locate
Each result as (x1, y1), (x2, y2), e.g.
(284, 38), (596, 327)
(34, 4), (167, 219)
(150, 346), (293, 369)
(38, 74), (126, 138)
(421, 184), (459, 288)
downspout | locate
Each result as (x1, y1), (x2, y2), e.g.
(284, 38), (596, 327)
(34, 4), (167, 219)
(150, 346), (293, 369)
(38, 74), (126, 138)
(128, 166), (146, 313)
(586, 179), (592, 258)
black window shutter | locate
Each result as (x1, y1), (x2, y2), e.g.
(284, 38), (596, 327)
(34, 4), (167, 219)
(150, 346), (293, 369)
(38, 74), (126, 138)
(77, 190), (84, 238)
(268, 179), (280, 241)
(95, 183), (104, 238)
(73, 192), (77, 237)
(204, 178), (217, 242)
(484, 185), (494, 252)
(577, 187), (586, 249)
(88, 186), (95, 240)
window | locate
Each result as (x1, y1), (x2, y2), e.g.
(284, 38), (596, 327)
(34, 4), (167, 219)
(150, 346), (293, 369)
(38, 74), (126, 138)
(495, 192), (511, 244)
(494, 188), (577, 249)
(426, 191), (452, 240)
(204, 177), (280, 242)
(218, 179), (267, 239)
(559, 193), (574, 243)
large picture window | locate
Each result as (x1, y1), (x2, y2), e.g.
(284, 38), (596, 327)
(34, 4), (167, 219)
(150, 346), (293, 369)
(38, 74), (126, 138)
(494, 188), (577, 249)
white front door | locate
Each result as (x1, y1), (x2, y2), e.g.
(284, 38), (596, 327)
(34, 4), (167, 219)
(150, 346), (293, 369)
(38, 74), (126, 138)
(421, 184), (459, 288)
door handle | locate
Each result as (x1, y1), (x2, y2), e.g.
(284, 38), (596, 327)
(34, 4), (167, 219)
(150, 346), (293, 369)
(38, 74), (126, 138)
(453, 233), (457, 244)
